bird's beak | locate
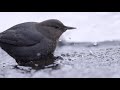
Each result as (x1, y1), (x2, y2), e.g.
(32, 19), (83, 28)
(65, 26), (76, 30)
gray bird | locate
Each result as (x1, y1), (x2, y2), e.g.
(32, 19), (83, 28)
(0, 19), (76, 66)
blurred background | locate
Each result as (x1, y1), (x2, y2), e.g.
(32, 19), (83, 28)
(0, 12), (120, 42)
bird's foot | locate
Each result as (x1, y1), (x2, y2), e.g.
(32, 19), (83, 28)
(54, 56), (64, 60)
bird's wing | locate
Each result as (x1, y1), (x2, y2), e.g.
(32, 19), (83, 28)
(0, 29), (44, 47)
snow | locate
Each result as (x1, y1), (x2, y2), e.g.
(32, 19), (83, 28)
(37, 53), (41, 56)
(1, 45), (120, 78)
(0, 12), (120, 78)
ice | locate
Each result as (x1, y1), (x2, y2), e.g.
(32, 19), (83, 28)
(1, 44), (120, 78)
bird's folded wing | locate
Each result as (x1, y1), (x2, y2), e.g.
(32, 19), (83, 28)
(0, 29), (44, 47)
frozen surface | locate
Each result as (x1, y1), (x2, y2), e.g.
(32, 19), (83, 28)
(1, 44), (120, 78)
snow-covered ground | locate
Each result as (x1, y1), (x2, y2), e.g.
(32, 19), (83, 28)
(1, 44), (120, 78)
(0, 12), (120, 78)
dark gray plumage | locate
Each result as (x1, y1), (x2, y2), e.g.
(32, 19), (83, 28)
(0, 19), (76, 65)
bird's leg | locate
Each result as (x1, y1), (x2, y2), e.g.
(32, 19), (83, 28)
(14, 54), (61, 70)
(15, 59), (30, 66)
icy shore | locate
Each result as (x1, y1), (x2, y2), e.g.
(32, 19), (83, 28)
(0, 41), (120, 78)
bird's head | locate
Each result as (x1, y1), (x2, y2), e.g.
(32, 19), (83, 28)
(39, 19), (76, 32)
(38, 19), (76, 41)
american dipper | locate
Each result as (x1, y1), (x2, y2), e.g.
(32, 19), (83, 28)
(0, 19), (76, 66)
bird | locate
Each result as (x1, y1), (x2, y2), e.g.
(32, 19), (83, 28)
(0, 19), (76, 66)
